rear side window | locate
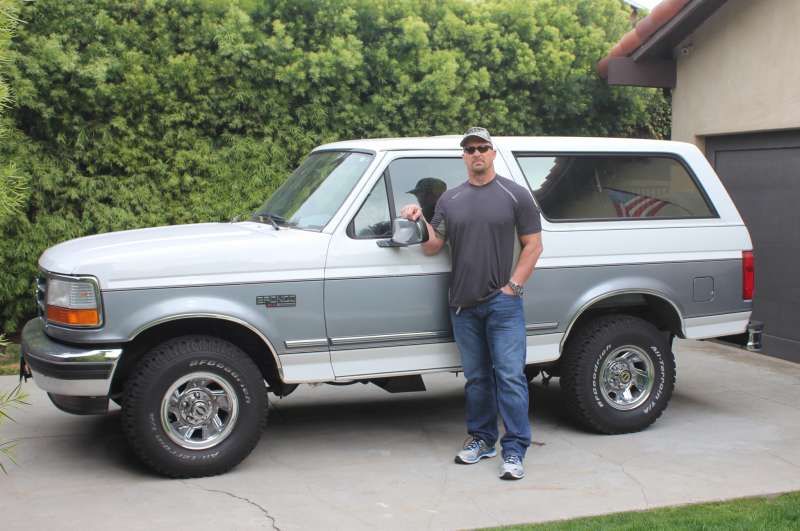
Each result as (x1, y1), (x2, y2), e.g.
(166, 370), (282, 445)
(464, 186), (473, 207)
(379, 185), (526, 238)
(515, 154), (716, 221)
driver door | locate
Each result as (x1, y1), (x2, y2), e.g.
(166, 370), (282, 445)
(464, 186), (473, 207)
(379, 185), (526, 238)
(323, 152), (467, 378)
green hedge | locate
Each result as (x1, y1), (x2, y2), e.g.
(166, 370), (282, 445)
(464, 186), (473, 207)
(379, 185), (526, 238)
(0, 0), (668, 332)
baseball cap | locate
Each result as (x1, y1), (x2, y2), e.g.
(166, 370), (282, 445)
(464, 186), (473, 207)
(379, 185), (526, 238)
(459, 126), (492, 147)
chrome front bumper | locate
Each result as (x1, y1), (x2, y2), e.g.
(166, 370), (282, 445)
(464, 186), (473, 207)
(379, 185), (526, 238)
(21, 318), (122, 399)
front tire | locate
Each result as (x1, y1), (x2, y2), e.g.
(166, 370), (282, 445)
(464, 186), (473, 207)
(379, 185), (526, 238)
(560, 315), (675, 434)
(122, 335), (267, 478)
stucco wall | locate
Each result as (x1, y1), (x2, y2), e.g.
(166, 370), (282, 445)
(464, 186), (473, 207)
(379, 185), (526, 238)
(671, 0), (800, 148)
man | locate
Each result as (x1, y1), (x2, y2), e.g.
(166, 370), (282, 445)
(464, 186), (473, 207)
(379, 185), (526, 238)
(400, 127), (543, 480)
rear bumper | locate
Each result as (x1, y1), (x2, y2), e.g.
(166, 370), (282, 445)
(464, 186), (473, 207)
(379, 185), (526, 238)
(21, 318), (122, 399)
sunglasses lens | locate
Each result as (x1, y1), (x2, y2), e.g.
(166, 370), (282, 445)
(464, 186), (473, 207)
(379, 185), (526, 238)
(464, 145), (491, 154)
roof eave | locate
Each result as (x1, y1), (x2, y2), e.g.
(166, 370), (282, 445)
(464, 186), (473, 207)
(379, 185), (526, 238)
(598, 0), (729, 88)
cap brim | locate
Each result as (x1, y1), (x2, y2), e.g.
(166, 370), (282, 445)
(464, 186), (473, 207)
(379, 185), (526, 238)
(460, 135), (490, 147)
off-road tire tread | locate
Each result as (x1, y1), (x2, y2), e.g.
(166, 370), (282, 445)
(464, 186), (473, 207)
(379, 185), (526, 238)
(122, 335), (268, 478)
(560, 314), (676, 434)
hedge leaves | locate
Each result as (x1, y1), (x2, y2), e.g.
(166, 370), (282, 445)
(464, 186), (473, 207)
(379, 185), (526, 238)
(0, 0), (668, 331)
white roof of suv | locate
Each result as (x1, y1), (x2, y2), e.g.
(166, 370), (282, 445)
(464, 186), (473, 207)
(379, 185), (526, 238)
(315, 136), (696, 153)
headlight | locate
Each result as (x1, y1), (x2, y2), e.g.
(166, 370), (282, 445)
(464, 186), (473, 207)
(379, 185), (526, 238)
(45, 276), (102, 327)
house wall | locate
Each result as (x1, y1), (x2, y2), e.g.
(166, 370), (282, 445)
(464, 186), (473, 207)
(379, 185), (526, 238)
(671, 0), (800, 147)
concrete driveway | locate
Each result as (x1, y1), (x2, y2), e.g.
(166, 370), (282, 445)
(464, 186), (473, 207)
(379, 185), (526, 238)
(2, 339), (800, 530)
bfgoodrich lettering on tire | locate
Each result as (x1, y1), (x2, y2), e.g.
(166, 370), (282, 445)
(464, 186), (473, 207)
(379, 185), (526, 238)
(122, 335), (267, 478)
(560, 315), (676, 434)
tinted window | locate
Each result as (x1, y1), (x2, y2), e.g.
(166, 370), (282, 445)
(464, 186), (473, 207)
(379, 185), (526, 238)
(515, 155), (715, 221)
(351, 175), (391, 239)
(388, 158), (466, 222)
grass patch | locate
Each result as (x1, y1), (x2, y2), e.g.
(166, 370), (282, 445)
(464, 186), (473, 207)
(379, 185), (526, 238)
(0, 342), (20, 376)
(491, 491), (800, 530)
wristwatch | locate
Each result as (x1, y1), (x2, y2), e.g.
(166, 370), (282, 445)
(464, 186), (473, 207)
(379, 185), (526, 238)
(507, 280), (524, 297)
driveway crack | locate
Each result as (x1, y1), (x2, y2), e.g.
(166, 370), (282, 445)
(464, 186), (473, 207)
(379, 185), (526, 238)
(182, 481), (280, 530)
(766, 451), (800, 470)
(621, 462), (650, 507)
(553, 429), (650, 507)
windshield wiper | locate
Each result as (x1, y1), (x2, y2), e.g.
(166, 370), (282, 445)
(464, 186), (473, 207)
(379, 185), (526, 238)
(254, 212), (286, 230)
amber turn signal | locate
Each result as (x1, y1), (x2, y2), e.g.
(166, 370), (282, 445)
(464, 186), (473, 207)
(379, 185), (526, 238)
(46, 305), (100, 327)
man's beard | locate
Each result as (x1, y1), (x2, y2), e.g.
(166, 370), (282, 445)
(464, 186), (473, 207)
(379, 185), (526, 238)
(471, 161), (488, 175)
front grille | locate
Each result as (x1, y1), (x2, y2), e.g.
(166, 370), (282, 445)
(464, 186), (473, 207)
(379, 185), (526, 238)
(36, 273), (46, 317)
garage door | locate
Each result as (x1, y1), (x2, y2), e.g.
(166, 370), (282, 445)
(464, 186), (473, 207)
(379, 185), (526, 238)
(706, 130), (800, 363)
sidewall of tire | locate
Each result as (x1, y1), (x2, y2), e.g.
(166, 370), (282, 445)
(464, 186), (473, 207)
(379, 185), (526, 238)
(123, 337), (267, 477)
(564, 316), (675, 434)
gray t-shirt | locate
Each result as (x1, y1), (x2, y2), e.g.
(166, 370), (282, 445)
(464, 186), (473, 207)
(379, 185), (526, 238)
(430, 175), (541, 307)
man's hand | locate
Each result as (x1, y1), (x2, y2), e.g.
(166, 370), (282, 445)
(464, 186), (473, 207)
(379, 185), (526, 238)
(500, 285), (515, 296)
(400, 204), (423, 221)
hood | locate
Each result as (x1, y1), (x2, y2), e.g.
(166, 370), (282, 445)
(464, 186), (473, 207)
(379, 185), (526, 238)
(39, 222), (331, 290)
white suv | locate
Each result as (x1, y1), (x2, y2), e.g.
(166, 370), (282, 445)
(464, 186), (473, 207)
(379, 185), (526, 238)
(21, 136), (754, 477)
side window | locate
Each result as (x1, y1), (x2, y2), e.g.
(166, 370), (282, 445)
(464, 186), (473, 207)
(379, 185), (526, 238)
(515, 155), (716, 221)
(350, 174), (392, 239)
(387, 158), (466, 222)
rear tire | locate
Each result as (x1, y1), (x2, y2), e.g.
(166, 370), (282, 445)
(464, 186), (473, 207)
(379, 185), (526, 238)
(122, 335), (267, 478)
(560, 315), (675, 434)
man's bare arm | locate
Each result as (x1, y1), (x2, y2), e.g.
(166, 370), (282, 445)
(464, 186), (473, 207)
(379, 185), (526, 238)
(501, 232), (543, 295)
(399, 204), (446, 255)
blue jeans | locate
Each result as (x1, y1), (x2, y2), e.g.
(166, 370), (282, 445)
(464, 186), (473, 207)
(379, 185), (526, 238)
(451, 292), (530, 459)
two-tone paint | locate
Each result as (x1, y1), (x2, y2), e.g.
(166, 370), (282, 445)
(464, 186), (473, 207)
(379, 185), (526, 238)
(24, 136), (753, 400)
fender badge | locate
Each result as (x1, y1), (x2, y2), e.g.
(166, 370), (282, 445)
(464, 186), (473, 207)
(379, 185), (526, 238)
(257, 295), (296, 308)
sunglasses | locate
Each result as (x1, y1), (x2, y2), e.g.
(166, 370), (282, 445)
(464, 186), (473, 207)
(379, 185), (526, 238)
(463, 145), (493, 154)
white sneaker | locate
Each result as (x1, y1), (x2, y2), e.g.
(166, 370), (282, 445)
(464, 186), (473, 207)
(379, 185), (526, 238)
(499, 455), (524, 480)
(455, 437), (497, 464)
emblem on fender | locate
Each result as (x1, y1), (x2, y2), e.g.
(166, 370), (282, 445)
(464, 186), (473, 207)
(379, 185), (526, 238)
(256, 295), (296, 308)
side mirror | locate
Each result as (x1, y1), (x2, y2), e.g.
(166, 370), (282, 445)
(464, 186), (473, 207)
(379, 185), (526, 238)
(377, 217), (429, 248)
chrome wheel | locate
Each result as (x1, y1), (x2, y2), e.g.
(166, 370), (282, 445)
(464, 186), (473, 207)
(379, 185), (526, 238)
(160, 371), (239, 450)
(598, 345), (655, 411)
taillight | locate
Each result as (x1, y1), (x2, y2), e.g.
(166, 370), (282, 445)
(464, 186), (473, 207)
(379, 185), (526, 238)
(742, 251), (755, 300)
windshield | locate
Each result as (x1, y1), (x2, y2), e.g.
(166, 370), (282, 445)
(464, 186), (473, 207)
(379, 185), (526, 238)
(254, 151), (374, 231)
